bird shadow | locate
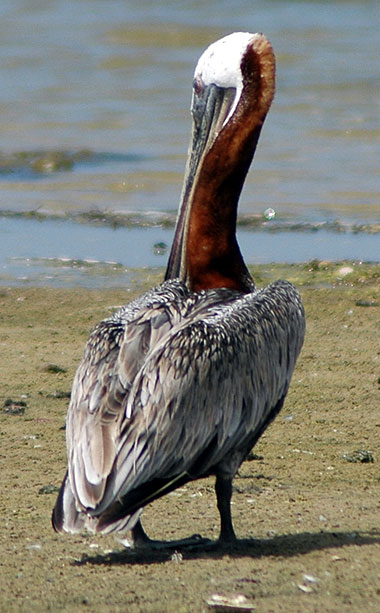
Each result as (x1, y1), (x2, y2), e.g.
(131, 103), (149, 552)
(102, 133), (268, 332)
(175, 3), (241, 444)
(72, 528), (380, 567)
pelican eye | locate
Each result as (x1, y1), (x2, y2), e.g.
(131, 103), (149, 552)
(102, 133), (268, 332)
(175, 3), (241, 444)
(193, 77), (204, 96)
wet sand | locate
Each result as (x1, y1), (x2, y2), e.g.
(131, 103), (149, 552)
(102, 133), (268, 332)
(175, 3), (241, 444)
(1, 262), (380, 612)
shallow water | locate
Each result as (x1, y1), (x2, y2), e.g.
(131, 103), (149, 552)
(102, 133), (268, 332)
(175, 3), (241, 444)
(0, 0), (379, 287)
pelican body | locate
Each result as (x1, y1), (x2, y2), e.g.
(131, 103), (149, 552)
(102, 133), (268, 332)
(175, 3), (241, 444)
(53, 32), (305, 545)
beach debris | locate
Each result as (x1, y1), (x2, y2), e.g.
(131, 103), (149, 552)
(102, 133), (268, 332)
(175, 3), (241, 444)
(38, 484), (60, 495)
(26, 543), (42, 551)
(170, 551), (183, 563)
(342, 450), (374, 463)
(206, 593), (255, 611)
(297, 583), (313, 593)
(2, 398), (27, 415)
(303, 574), (320, 584)
(296, 574), (320, 593)
(337, 266), (353, 277)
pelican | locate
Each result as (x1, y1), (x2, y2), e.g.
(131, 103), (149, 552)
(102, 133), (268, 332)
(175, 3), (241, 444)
(52, 32), (305, 547)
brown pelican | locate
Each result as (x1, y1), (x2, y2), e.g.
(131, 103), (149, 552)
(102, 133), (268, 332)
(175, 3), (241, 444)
(52, 32), (305, 547)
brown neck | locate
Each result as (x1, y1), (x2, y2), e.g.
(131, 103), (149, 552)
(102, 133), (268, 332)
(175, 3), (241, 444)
(185, 123), (263, 293)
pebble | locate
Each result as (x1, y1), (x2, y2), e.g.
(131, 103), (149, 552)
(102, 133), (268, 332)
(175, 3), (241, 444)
(342, 450), (374, 463)
(206, 593), (255, 611)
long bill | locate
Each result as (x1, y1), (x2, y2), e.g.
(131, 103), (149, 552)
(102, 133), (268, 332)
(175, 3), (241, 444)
(165, 84), (237, 282)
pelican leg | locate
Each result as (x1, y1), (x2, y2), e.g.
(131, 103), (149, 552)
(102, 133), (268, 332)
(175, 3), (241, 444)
(215, 473), (237, 544)
(130, 518), (210, 550)
(130, 519), (153, 547)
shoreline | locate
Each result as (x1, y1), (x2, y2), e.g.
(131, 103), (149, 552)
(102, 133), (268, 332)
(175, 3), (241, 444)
(2, 259), (380, 292)
(2, 213), (380, 289)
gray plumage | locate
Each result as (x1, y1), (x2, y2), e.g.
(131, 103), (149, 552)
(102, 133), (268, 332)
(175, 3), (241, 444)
(53, 278), (304, 535)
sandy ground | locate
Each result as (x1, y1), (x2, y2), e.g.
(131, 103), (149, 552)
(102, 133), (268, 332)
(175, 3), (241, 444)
(1, 261), (379, 612)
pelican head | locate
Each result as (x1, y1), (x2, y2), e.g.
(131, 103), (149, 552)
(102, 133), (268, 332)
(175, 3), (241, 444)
(165, 32), (275, 292)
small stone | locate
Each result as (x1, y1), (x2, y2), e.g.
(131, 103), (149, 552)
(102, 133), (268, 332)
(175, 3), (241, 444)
(153, 242), (168, 256)
(342, 450), (374, 463)
(3, 398), (27, 415)
(38, 485), (60, 495)
(206, 592), (255, 611)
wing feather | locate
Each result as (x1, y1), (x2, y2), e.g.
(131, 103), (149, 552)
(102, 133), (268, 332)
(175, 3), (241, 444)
(96, 281), (304, 514)
(65, 281), (192, 513)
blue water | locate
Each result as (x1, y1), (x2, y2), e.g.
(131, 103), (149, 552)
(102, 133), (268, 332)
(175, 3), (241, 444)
(0, 1), (379, 286)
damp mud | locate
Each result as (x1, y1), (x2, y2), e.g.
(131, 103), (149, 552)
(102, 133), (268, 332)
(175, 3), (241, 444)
(1, 262), (380, 612)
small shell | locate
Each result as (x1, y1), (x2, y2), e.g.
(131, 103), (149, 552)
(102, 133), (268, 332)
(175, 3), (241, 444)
(297, 584), (313, 593)
(303, 574), (319, 584)
(206, 592), (255, 611)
